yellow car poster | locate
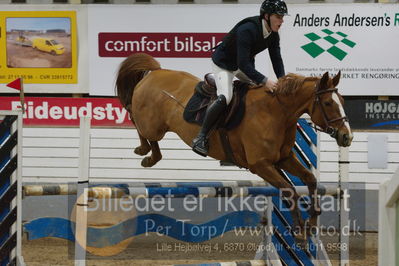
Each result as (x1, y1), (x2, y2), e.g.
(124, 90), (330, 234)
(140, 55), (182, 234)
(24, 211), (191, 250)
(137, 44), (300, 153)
(0, 11), (77, 84)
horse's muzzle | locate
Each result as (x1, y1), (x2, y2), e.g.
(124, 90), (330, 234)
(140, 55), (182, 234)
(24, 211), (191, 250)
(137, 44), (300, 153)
(342, 133), (353, 147)
(335, 130), (353, 147)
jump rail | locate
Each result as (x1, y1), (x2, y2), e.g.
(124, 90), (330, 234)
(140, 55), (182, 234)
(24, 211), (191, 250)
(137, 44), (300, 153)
(23, 183), (340, 198)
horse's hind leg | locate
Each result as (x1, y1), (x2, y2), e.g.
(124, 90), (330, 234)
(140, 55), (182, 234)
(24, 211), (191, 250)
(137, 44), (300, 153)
(130, 115), (163, 167)
(134, 134), (151, 156)
(141, 141), (162, 167)
(131, 114), (151, 156)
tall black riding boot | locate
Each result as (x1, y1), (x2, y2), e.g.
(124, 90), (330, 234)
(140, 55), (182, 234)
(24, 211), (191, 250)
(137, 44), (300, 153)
(192, 95), (227, 157)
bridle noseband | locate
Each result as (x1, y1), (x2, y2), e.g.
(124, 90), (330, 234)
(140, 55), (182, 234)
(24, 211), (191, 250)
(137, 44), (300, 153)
(312, 86), (349, 138)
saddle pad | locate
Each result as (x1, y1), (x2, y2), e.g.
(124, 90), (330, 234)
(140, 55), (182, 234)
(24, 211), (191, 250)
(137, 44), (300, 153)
(183, 81), (248, 131)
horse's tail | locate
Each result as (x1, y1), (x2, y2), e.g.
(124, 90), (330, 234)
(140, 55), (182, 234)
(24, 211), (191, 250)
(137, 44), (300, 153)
(115, 53), (161, 111)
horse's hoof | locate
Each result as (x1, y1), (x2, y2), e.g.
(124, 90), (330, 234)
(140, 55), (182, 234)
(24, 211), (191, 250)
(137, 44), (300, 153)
(308, 216), (318, 232)
(141, 157), (155, 167)
(293, 230), (307, 247)
(309, 207), (322, 217)
(134, 146), (150, 156)
(294, 237), (308, 250)
(260, 216), (268, 226)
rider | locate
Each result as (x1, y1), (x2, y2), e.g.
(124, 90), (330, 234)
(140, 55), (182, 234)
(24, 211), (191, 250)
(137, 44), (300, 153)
(192, 0), (288, 157)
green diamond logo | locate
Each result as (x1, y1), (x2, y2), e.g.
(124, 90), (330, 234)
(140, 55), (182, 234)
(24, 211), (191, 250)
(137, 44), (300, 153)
(301, 29), (357, 61)
(304, 32), (321, 41)
(341, 38), (356, 48)
(327, 46), (347, 61)
(301, 43), (324, 58)
(324, 36), (339, 45)
(321, 29), (334, 35)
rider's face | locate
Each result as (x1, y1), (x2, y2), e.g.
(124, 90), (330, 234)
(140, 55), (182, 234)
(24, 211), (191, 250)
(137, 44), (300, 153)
(267, 14), (284, 32)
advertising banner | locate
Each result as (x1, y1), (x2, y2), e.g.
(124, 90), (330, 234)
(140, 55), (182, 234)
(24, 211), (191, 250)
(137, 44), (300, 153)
(88, 5), (261, 96)
(0, 97), (132, 127)
(282, 4), (399, 96)
(88, 4), (399, 96)
(344, 99), (399, 130)
(99, 32), (225, 58)
(0, 11), (78, 84)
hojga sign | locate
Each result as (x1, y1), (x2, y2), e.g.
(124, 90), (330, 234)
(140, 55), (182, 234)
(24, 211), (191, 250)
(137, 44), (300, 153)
(344, 99), (399, 130)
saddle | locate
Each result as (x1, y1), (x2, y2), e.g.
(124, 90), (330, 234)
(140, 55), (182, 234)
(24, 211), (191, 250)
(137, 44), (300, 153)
(183, 73), (249, 131)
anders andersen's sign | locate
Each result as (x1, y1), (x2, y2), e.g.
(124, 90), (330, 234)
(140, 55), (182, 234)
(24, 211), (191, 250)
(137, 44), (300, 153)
(345, 99), (399, 130)
(281, 5), (399, 96)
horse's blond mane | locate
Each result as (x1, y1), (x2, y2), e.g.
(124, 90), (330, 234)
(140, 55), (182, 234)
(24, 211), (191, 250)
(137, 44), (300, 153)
(275, 73), (318, 95)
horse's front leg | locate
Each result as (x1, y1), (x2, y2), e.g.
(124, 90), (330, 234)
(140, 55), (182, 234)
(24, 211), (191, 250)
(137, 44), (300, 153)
(141, 141), (162, 167)
(249, 160), (306, 242)
(134, 133), (151, 156)
(276, 152), (320, 231)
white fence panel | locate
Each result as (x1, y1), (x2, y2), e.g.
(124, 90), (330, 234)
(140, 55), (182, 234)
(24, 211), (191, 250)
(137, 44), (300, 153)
(20, 127), (399, 185)
(319, 132), (399, 184)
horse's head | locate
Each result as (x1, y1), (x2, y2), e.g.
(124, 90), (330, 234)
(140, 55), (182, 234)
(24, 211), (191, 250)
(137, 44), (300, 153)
(309, 71), (353, 147)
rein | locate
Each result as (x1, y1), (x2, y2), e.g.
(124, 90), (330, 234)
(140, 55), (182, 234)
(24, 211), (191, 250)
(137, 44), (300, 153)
(161, 90), (187, 109)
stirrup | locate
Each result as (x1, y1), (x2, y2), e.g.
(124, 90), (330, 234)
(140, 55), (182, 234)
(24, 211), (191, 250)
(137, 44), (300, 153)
(192, 135), (209, 157)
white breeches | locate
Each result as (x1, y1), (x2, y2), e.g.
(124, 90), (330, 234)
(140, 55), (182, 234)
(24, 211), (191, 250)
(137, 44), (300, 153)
(212, 62), (252, 105)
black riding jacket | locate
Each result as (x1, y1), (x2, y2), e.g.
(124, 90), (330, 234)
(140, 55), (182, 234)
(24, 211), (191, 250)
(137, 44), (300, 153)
(212, 16), (285, 84)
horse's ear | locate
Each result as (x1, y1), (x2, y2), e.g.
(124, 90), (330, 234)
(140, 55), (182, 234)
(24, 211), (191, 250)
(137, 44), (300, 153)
(318, 72), (329, 91)
(332, 71), (341, 87)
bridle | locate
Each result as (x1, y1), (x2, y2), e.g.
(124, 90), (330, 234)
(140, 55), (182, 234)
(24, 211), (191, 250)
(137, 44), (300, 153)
(311, 85), (349, 138)
(272, 78), (348, 138)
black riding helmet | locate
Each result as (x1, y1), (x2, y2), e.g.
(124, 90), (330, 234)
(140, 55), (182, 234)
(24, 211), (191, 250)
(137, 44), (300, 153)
(260, 0), (289, 17)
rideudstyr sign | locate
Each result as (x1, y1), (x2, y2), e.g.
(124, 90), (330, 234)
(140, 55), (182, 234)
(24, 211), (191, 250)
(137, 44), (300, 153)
(98, 33), (224, 58)
(0, 97), (133, 127)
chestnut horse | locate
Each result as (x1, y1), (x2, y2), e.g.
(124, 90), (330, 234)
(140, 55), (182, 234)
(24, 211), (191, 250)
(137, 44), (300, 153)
(116, 53), (353, 241)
